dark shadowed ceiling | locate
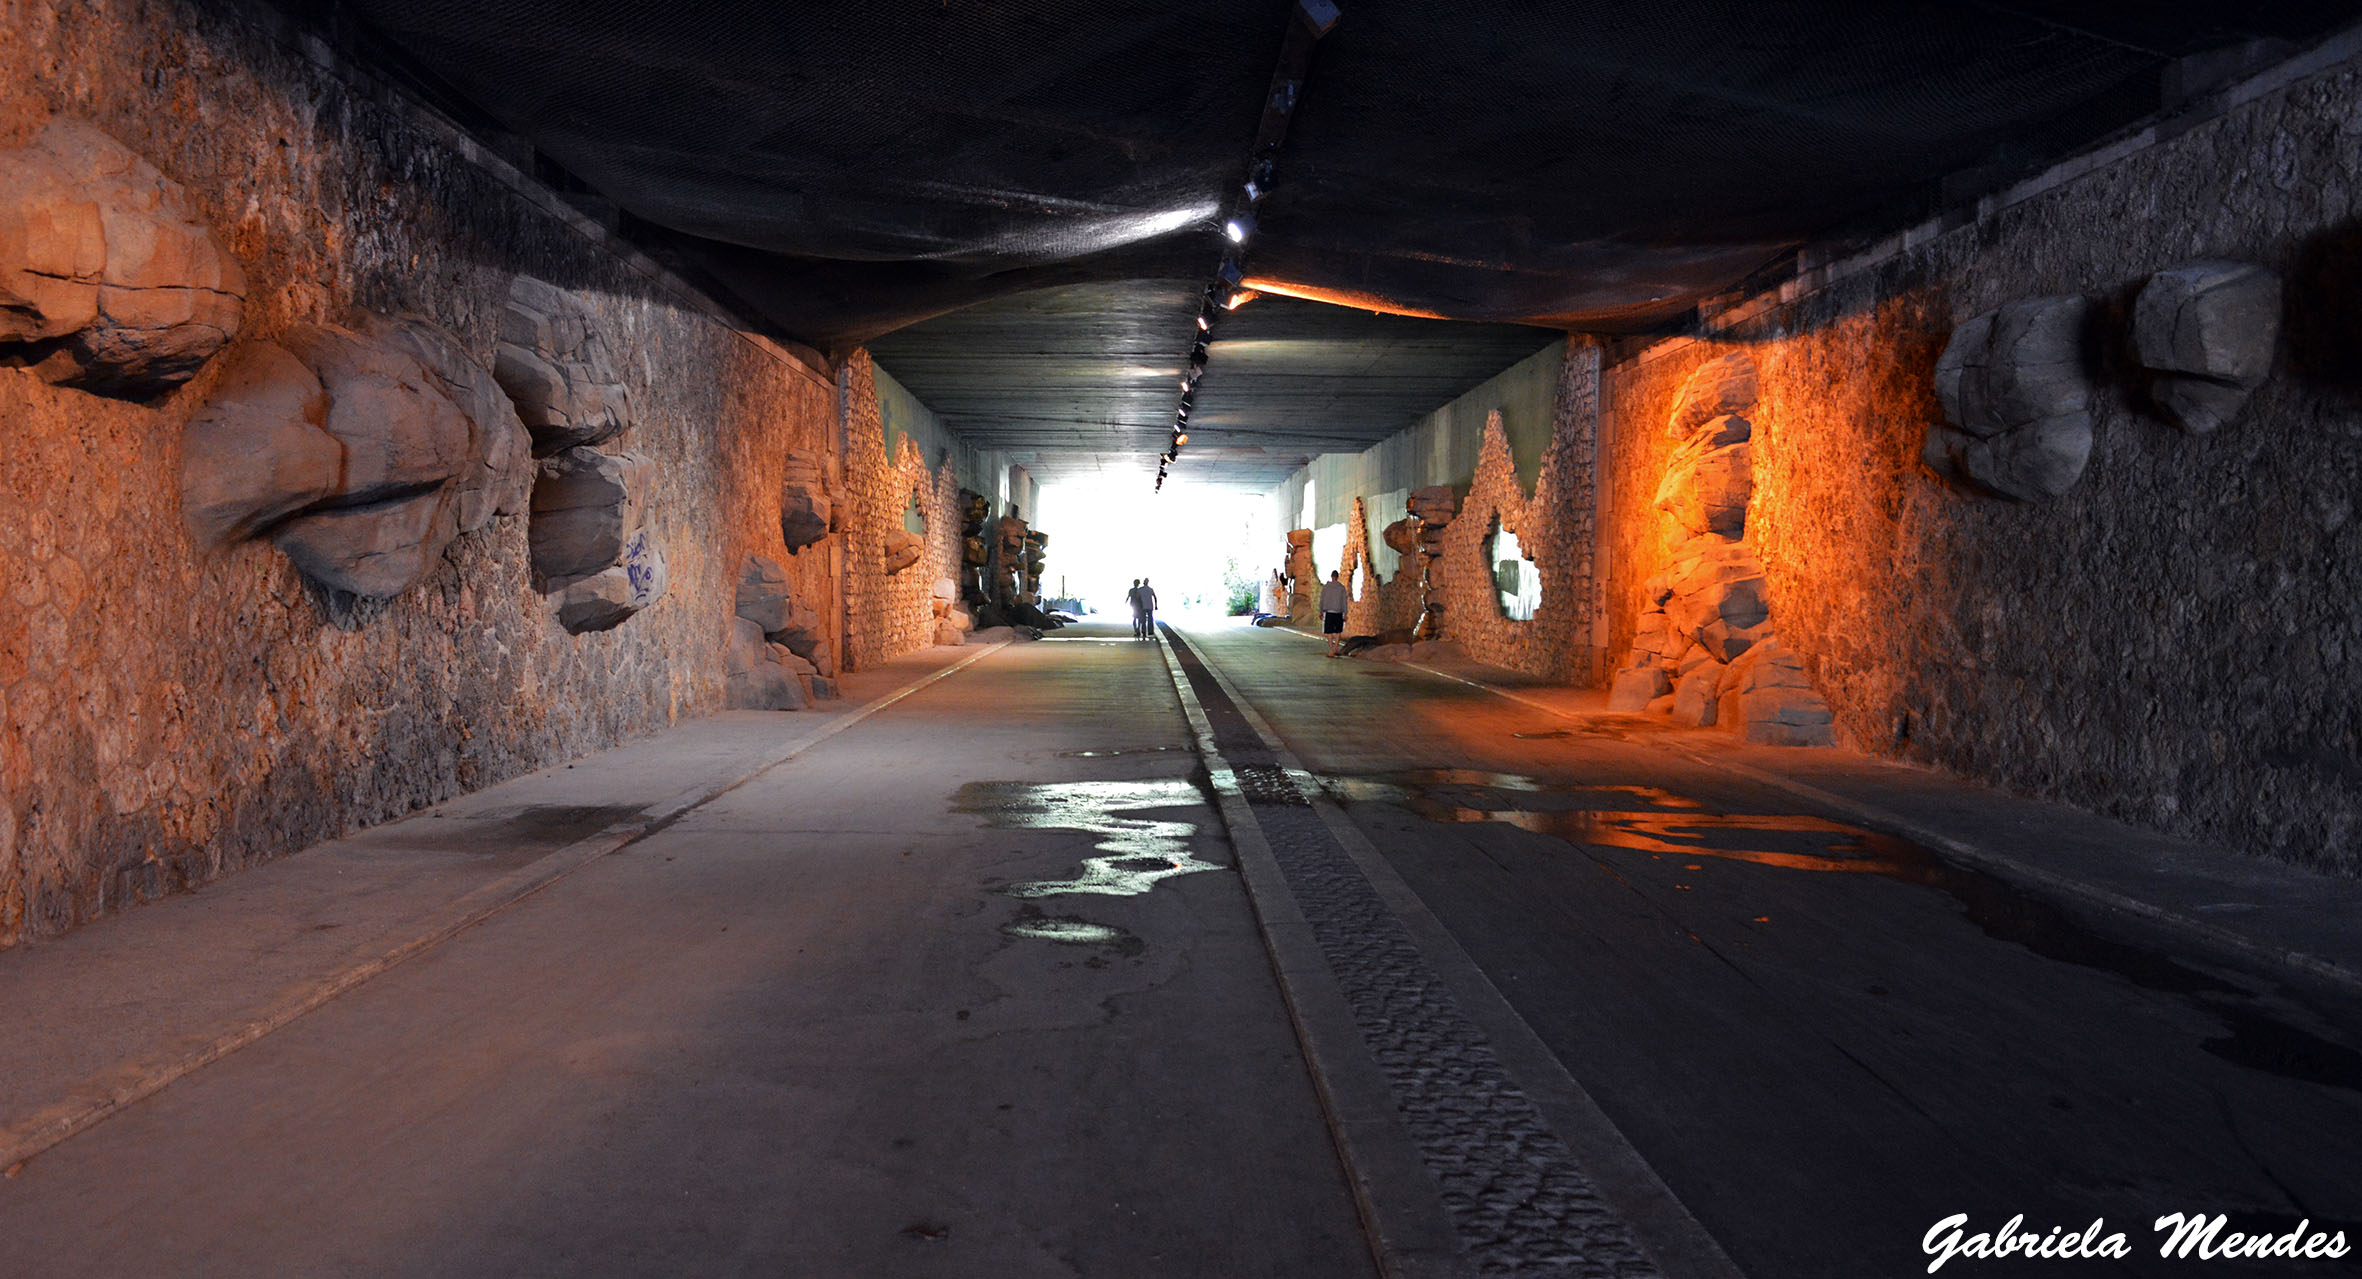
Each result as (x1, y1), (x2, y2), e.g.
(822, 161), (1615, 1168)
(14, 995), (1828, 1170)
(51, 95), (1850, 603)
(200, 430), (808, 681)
(336, 0), (2362, 486)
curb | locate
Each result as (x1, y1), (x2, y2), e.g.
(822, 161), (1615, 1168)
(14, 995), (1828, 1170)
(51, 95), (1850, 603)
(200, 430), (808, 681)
(0, 640), (1009, 1175)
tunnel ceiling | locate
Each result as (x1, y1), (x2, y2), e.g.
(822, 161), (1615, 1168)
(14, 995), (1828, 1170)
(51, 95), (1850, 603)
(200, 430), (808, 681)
(341, 0), (2360, 485)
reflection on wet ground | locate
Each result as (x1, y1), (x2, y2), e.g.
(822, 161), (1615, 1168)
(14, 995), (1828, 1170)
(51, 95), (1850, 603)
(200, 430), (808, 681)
(999, 913), (1146, 955)
(1057, 746), (1186, 759)
(957, 778), (1222, 898)
(1037, 637), (1144, 643)
(1338, 769), (2362, 1095)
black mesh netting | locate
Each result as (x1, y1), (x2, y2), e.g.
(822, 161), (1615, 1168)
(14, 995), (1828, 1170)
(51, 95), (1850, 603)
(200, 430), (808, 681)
(342, 0), (2360, 344)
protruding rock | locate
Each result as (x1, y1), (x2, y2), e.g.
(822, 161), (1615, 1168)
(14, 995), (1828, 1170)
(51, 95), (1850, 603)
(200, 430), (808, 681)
(1667, 353), (1758, 436)
(274, 490), (456, 599)
(882, 528), (922, 574)
(551, 530), (667, 633)
(1285, 528), (1315, 547)
(265, 322), (481, 598)
(1664, 537), (1771, 660)
(1407, 486), (1458, 525)
(179, 340), (339, 547)
(530, 448), (652, 583)
(0, 119), (244, 398)
(934, 621), (963, 646)
(724, 617), (806, 710)
(2132, 260), (2282, 435)
(1607, 664), (1669, 711)
(931, 576), (958, 600)
(1382, 517), (1418, 558)
(735, 553), (795, 632)
(494, 276), (629, 453)
(1655, 434), (1753, 538)
(779, 449), (833, 551)
(1672, 663), (1723, 726)
(361, 313), (533, 528)
(1929, 297), (2095, 500)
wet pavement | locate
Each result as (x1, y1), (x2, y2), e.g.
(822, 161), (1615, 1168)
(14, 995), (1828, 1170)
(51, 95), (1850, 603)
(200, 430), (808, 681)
(1177, 621), (2362, 1278)
(0, 624), (1372, 1278)
(6, 616), (2360, 1277)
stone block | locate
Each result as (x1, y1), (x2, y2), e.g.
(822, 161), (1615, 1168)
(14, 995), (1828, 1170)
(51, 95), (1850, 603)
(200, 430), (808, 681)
(1382, 517), (1419, 557)
(1732, 686), (1835, 746)
(1644, 693), (1676, 716)
(0, 119), (244, 399)
(1929, 297), (2095, 500)
(1407, 485), (1458, 524)
(2132, 260), (2281, 435)
(530, 448), (652, 584)
(931, 576), (958, 600)
(724, 616), (806, 710)
(1655, 436), (1752, 538)
(735, 553), (794, 633)
(179, 340), (339, 547)
(1671, 662), (1722, 726)
(282, 322), (476, 502)
(494, 276), (630, 453)
(1607, 664), (1669, 711)
(550, 531), (668, 635)
(273, 488), (457, 600)
(1665, 539), (1770, 647)
(361, 313), (533, 530)
(882, 528), (922, 574)
(933, 621), (963, 647)
(780, 448), (832, 551)
(1667, 353), (1758, 437)
(1285, 528), (1314, 547)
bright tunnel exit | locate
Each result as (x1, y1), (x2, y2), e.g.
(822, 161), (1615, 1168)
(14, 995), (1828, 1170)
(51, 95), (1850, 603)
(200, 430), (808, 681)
(1035, 481), (1274, 621)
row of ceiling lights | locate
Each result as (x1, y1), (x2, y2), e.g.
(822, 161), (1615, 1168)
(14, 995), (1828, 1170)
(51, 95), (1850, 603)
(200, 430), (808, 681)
(1158, 0), (1340, 493)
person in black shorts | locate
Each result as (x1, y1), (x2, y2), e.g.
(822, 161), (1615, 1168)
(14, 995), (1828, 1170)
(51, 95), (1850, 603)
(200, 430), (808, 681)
(1320, 570), (1349, 656)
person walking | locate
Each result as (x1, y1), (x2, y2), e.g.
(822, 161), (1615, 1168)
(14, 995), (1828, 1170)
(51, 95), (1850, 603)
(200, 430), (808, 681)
(1136, 577), (1159, 638)
(1320, 570), (1350, 656)
(1125, 578), (1147, 638)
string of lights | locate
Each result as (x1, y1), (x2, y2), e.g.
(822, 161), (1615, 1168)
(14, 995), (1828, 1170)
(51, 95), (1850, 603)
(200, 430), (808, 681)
(1157, 0), (1339, 493)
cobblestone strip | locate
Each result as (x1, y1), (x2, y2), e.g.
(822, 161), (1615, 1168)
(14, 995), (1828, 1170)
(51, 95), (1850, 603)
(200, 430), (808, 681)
(1164, 630), (1660, 1278)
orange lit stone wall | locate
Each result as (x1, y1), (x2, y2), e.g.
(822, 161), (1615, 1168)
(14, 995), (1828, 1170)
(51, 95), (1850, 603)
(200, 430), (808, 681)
(839, 352), (968, 669)
(0, 0), (848, 942)
(1596, 57), (2362, 875)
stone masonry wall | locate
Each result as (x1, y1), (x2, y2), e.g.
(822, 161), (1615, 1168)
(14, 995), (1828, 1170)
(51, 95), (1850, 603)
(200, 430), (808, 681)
(0, 0), (842, 942)
(1598, 50), (2362, 875)
(839, 351), (957, 670)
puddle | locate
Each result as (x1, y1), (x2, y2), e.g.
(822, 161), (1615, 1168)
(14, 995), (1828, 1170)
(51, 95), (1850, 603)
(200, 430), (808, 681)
(1058, 746), (1185, 758)
(999, 914), (1145, 955)
(956, 778), (1223, 898)
(396, 803), (646, 862)
(1339, 769), (2362, 1096)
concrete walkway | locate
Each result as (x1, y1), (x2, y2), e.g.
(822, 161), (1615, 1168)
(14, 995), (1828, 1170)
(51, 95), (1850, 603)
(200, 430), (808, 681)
(0, 628), (1373, 1277)
(4, 618), (2359, 1277)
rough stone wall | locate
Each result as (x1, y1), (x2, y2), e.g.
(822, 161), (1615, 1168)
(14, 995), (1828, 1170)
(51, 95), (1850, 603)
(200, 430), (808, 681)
(0, 0), (839, 943)
(1598, 54), (2362, 874)
(1337, 497), (1386, 635)
(1427, 412), (1595, 679)
(839, 351), (952, 669)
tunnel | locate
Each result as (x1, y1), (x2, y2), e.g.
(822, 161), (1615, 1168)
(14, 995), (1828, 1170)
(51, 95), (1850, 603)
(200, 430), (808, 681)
(3, 1), (2362, 1275)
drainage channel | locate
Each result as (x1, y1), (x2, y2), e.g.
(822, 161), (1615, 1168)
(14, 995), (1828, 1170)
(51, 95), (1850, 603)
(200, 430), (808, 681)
(1159, 626), (1685, 1279)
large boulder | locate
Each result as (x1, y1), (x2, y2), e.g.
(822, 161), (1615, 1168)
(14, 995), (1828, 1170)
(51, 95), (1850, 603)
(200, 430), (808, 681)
(530, 448), (665, 632)
(1667, 353), (1758, 437)
(724, 616), (807, 710)
(736, 553), (795, 632)
(882, 528), (923, 574)
(1655, 425), (1753, 538)
(179, 340), (340, 547)
(1664, 537), (1771, 661)
(1382, 517), (1419, 557)
(1407, 485), (1458, 525)
(1670, 662), (1723, 727)
(2131, 260), (2282, 435)
(0, 118), (244, 398)
(361, 313), (533, 529)
(779, 448), (832, 551)
(1928, 297), (2095, 501)
(550, 529), (667, 633)
(267, 322), (480, 598)
(493, 276), (629, 453)
(1607, 664), (1669, 711)
(1714, 642), (1834, 746)
(530, 448), (652, 583)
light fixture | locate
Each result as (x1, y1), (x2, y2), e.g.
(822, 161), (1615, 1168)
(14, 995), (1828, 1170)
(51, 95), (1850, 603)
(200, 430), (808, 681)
(1175, 432), (1189, 445)
(1222, 288), (1260, 311)
(1197, 312), (1211, 331)
(1224, 211), (1256, 244)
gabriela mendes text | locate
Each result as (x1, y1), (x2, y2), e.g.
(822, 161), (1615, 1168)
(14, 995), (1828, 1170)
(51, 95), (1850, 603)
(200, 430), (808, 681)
(1924, 1213), (2350, 1271)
